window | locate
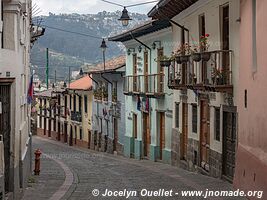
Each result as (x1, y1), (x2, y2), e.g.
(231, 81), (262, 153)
(80, 128), (83, 140)
(79, 96), (82, 112)
(84, 95), (88, 113)
(215, 108), (221, 141)
(112, 82), (117, 102)
(69, 95), (72, 110)
(74, 95), (76, 112)
(192, 105), (198, 133)
(175, 103), (179, 128)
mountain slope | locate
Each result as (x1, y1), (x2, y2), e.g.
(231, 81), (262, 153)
(31, 11), (148, 81)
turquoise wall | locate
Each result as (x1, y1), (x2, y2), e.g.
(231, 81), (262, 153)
(123, 28), (174, 163)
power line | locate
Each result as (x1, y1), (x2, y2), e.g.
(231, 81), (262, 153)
(101, 0), (124, 7)
(43, 25), (104, 39)
(100, 0), (158, 8)
(126, 1), (159, 8)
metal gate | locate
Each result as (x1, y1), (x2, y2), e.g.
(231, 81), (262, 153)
(0, 84), (11, 192)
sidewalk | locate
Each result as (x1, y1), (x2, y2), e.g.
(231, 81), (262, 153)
(22, 142), (65, 200)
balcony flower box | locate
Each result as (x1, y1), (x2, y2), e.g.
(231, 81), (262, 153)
(201, 52), (211, 62)
(160, 60), (172, 67)
(175, 56), (182, 64)
(180, 55), (190, 63)
(191, 53), (202, 62)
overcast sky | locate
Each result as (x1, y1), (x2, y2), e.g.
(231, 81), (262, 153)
(32, 0), (158, 16)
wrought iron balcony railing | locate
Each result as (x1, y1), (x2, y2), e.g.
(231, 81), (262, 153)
(71, 111), (82, 122)
(124, 73), (165, 98)
(168, 50), (233, 93)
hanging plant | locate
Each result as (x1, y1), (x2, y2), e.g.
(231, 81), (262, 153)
(200, 34), (211, 62)
(175, 43), (191, 63)
(158, 55), (173, 67)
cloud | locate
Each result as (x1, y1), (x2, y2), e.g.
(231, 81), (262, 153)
(33, 0), (157, 15)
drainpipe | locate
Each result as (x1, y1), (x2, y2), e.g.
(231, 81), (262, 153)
(100, 73), (113, 86)
(87, 74), (98, 85)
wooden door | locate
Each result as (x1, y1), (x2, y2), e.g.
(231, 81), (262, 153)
(181, 103), (188, 160)
(133, 54), (138, 92)
(74, 126), (77, 145)
(143, 113), (150, 158)
(88, 131), (91, 149)
(0, 85), (11, 192)
(57, 121), (61, 141)
(200, 100), (210, 169)
(48, 119), (51, 137)
(222, 111), (236, 181)
(159, 113), (165, 160)
(222, 5), (230, 84)
(64, 123), (68, 143)
(113, 118), (118, 152)
(144, 51), (149, 93)
(157, 48), (164, 93)
(199, 14), (208, 83)
(69, 126), (73, 146)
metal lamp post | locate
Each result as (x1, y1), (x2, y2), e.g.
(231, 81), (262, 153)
(100, 39), (107, 71)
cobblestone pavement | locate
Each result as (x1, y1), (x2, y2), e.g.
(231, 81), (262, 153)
(22, 136), (247, 200)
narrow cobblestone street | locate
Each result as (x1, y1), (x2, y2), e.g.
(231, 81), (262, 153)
(21, 137), (246, 200)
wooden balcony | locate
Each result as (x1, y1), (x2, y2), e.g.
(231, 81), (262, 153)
(168, 50), (233, 94)
(124, 74), (165, 98)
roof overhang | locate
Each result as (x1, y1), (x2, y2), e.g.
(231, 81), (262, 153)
(148, 0), (199, 20)
(108, 19), (171, 42)
(89, 64), (126, 74)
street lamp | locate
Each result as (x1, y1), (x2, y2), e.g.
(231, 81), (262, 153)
(63, 82), (67, 88)
(118, 7), (132, 27)
(100, 39), (107, 71)
(79, 68), (84, 76)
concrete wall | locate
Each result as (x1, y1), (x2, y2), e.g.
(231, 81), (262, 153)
(234, 0), (267, 197)
(0, 0), (32, 198)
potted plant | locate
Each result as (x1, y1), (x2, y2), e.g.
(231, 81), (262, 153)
(176, 43), (191, 63)
(200, 34), (211, 62)
(159, 55), (173, 67)
(191, 43), (202, 62)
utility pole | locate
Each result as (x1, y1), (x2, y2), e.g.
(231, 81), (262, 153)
(54, 70), (57, 86)
(46, 48), (49, 89)
(69, 67), (71, 87)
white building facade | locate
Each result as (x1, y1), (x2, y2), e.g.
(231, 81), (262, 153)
(0, 0), (34, 198)
(149, 0), (240, 181)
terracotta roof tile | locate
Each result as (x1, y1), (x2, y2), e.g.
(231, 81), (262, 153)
(69, 76), (92, 90)
(89, 55), (126, 73)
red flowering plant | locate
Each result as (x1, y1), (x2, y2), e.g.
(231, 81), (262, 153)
(200, 34), (210, 52)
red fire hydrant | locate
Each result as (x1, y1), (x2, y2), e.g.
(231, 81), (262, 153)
(34, 149), (42, 175)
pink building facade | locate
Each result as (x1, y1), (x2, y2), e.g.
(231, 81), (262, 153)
(234, 0), (267, 198)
